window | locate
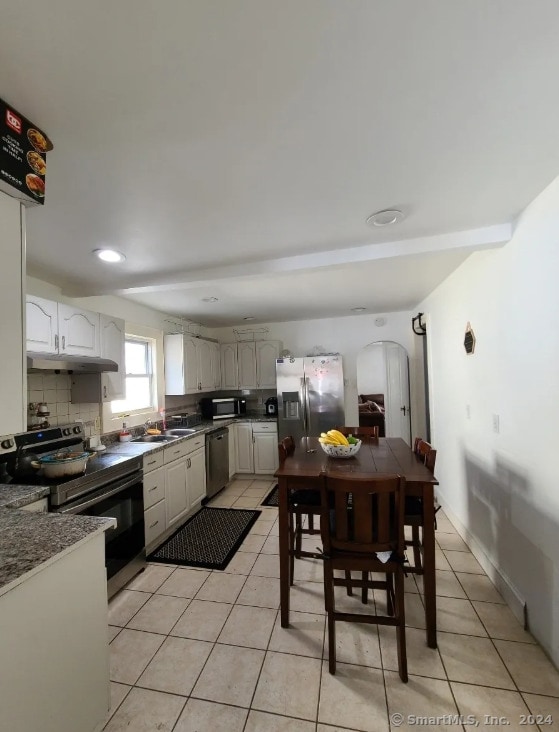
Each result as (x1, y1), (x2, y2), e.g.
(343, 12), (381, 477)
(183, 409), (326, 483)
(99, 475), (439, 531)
(111, 337), (155, 414)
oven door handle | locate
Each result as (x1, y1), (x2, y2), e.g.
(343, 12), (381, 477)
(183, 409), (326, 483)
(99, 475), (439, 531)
(56, 473), (142, 514)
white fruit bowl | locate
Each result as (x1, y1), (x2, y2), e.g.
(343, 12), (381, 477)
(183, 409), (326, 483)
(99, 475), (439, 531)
(320, 440), (361, 458)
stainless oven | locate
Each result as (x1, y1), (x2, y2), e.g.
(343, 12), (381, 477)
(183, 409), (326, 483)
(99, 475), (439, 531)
(54, 465), (145, 598)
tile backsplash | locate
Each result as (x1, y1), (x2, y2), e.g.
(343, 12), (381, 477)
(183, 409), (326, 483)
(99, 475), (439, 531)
(27, 373), (100, 437)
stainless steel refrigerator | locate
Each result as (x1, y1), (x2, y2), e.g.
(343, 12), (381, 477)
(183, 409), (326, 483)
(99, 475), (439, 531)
(276, 355), (345, 441)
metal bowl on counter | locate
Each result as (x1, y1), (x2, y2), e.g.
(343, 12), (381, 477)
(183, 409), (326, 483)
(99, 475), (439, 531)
(31, 451), (93, 478)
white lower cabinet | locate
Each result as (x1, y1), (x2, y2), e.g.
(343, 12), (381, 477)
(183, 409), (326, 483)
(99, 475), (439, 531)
(228, 423), (237, 478)
(187, 446), (206, 508)
(165, 455), (189, 528)
(144, 499), (167, 547)
(234, 421), (278, 475)
(235, 422), (254, 474)
(143, 453), (166, 548)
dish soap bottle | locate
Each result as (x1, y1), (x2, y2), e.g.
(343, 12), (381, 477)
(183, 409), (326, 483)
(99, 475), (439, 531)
(119, 422), (132, 442)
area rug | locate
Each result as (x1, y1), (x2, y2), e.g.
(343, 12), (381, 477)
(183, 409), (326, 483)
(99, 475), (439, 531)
(148, 507), (261, 570)
(262, 484), (279, 507)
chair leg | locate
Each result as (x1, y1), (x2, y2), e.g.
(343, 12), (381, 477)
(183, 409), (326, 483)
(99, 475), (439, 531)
(295, 513), (303, 558)
(361, 571), (368, 604)
(394, 569), (408, 683)
(345, 570), (353, 596)
(308, 513), (315, 533)
(386, 573), (394, 616)
(412, 525), (422, 571)
(324, 561), (336, 674)
(289, 513), (295, 586)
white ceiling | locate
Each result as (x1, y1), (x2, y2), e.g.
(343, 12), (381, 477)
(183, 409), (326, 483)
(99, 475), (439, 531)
(3, 0), (559, 325)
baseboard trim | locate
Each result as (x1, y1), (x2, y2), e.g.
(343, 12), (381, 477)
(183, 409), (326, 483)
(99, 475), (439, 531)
(437, 497), (527, 628)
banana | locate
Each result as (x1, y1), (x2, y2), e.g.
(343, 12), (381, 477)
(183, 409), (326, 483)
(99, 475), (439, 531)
(327, 429), (349, 446)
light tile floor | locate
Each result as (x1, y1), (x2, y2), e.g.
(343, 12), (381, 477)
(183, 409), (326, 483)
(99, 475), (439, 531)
(104, 477), (559, 731)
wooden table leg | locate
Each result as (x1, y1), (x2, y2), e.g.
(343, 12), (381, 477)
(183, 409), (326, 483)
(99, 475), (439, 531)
(278, 477), (290, 627)
(422, 483), (437, 648)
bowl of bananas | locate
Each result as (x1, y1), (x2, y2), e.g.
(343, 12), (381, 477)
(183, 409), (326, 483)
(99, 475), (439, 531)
(318, 430), (361, 458)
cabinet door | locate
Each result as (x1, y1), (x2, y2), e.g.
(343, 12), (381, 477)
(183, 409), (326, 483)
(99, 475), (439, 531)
(256, 341), (280, 389)
(197, 339), (214, 392)
(187, 446), (206, 508)
(144, 500), (167, 547)
(58, 304), (100, 356)
(253, 432), (279, 474)
(228, 423), (237, 478)
(165, 458), (189, 526)
(100, 314), (125, 401)
(237, 342), (257, 389)
(26, 296), (58, 353)
(220, 343), (238, 390)
(210, 342), (221, 390)
(235, 422), (254, 473)
(183, 337), (199, 393)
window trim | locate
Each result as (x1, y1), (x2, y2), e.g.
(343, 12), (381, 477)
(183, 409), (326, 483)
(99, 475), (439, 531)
(111, 336), (156, 416)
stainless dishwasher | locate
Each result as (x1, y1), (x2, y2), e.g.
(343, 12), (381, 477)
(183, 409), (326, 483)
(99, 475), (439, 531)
(205, 427), (229, 499)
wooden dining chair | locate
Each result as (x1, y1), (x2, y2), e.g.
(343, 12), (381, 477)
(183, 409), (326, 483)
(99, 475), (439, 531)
(336, 425), (379, 440)
(277, 437), (322, 584)
(320, 472), (408, 682)
(405, 438), (437, 573)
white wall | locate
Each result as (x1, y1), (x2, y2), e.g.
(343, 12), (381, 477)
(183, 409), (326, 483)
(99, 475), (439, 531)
(213, 310), (425, 438)
(419, 176), (559, 665)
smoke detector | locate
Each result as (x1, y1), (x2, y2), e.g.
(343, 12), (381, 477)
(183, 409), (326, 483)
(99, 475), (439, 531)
(366, 209), (404, 227)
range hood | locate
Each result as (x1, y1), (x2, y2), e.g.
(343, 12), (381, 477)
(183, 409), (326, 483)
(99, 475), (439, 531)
(27, 352), (118, 373)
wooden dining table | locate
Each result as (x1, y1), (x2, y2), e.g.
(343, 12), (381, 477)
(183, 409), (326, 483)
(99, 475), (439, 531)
(275, 436), (439, 648)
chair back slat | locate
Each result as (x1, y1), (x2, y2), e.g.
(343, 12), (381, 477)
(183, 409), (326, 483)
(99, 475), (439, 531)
(278, 442), (288, 463)
(282, 436), (295, 455)
(336, 425), (379, 440)
(321, 473), (405, 556)
(425, 448), (437, 471)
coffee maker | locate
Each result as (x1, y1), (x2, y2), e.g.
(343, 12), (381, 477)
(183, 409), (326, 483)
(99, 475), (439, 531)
(265, 396), (278, 416)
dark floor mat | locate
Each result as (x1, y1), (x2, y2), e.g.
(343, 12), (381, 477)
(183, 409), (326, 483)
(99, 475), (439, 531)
(262, 484), (279, 507)
(147, 507), (260, 570)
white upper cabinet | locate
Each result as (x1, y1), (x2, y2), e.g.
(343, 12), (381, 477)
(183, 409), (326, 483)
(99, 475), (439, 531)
(210, 341), (221, 390)
(255, 341), (280, 388)
(219, 340), (280, 390)
(26, 296), (58, 353)
(197, 339), (214, 392)
(237, 342), (257, 389)
(165, 334), (219, 395)
(57, 304), (100, 356)
(26, 297), (100, 357)
(220, 343), (238, 390)
(100, 315), (125, 401)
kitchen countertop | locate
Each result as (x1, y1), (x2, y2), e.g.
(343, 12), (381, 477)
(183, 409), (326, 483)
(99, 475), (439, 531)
(0, 415), (277, 595)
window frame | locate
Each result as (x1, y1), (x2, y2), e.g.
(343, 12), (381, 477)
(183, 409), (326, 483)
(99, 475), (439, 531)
(111, 335), (156, 417)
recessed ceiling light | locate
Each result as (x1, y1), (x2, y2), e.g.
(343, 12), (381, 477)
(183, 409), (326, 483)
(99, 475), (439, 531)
(93, 248), (126, 263)
(366, 209), (405, 227)
(201, 297), (219, 302)
(351, 307), (367, 313)
(243, 316), (255, 321)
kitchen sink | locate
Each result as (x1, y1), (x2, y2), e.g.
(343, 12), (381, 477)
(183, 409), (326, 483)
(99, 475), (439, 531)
(131, 434), (179, 443)
(164, 428), (198, 436)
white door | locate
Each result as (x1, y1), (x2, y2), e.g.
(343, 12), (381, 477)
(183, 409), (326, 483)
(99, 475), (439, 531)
(165, 459), (189, 526)
(235, 422), (254, 473)
(256, 341), (280, 388)
(183, 337), (200, 393)
(100, 315), (125, 400)
(385, 342), (411, 445)
(58, 304), (100, 356)
(220, 343), (238, 389)
(26, 296), (58, 353)
(187, 447), (206, 508)
(237, 342), (257, 389)
(253, 432), (278, 474)
(197, 339), (214, 391)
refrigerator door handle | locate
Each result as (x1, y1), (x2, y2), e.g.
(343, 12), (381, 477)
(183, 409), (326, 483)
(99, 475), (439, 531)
(300, 377), (308, 435)
(303, 376), (312, 436)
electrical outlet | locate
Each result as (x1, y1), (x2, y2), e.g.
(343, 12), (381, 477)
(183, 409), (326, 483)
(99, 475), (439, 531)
(94, 416), (101, 433)
(492, 414), (500, 434)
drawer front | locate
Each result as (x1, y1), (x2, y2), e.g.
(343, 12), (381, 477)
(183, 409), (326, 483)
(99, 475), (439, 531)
(144, 499), (166, 547)
(143, 466), (165, 509)
(184, 435), (205, 455)
(164, 440), (190, 464)
(252, 422), (278, 434)
(143, 451), (164, 472)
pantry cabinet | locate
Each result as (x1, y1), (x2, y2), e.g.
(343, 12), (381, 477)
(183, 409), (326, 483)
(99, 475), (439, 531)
(219, 340), (281, 390)
(165, 334), (219, 394)
(26, 296), (101, 357)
